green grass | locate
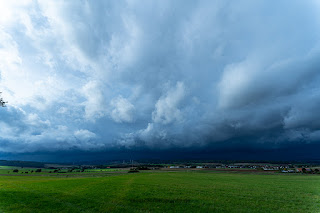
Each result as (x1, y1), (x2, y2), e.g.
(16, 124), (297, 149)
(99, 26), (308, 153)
(0, 171), (319, 212)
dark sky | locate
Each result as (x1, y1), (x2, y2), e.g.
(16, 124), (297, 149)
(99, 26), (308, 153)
(1, 1), (320, 162)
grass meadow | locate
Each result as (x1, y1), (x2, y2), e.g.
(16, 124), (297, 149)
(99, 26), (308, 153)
(0, 170), (319, 212)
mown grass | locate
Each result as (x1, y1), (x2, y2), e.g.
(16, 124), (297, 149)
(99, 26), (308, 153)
(0, 171), (319, 212)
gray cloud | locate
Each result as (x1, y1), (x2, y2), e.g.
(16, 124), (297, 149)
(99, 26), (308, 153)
(1, 0), (320, 155)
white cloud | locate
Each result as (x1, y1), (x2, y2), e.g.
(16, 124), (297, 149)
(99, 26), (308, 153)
(218, 59), (259, 109)
(26, 113), (50, 127)
(110, 96), (135, 123)
(74, 129), (97, 142)
(152, 82), (186, 124)
(0, 0), (32, 26)
(82, 81), (107, 121)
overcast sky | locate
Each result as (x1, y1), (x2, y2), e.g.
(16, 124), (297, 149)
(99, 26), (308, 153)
(1, 0), (320, 161)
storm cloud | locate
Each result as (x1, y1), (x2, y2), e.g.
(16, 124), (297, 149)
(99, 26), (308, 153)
(1, 0), (320, 159)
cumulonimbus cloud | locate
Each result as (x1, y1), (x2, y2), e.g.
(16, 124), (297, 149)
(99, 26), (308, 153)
(1, 0), (320, 154)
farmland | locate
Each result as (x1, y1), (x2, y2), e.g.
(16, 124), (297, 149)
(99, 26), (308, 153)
(0, 169), (319, 212)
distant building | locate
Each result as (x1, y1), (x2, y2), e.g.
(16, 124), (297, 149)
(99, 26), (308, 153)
(169, 166), (181, 169)
(296, 168), (312, 173)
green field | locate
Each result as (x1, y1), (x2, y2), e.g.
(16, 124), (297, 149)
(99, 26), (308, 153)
(0, 171), (319, 212)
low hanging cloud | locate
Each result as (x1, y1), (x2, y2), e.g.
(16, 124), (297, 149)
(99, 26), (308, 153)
(1, 0), (320, 155)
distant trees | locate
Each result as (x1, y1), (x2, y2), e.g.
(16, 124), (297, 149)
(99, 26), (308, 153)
(35, 169), (42, 173)
(128, 168), (139, 173)
(137, 166), (150, 170)
(13, 169), (19, 173)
